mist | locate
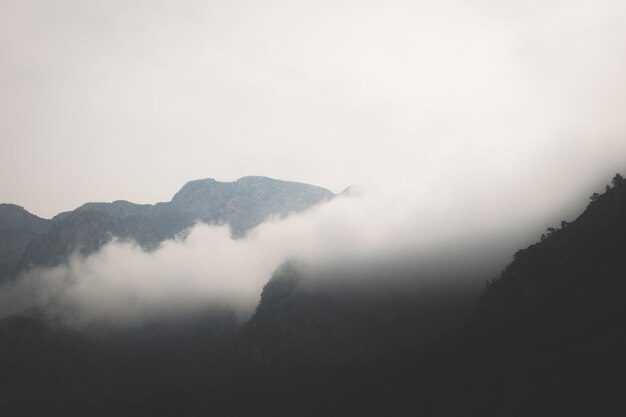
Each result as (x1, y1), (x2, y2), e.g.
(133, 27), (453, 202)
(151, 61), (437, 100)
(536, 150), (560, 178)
(0, 177), (577, 328)
(2, 0), (626, 327)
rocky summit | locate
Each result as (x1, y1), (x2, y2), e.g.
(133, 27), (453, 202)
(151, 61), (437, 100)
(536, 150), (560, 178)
(0, 177), (334, 281)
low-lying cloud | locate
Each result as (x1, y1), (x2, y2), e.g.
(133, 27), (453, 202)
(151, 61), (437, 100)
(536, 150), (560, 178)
(0, 179), (574, 328)
(1, 0), (626, 328)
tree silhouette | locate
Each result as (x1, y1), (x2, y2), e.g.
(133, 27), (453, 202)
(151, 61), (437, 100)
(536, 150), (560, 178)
(612, 173), (624, 187)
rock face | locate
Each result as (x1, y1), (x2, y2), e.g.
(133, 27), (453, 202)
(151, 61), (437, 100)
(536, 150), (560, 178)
(170, 176), (334, 237)
(0, 177), (334, 281)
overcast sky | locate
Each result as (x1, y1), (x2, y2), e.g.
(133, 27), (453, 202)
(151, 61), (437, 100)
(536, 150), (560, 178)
(2, 0), (626, 218)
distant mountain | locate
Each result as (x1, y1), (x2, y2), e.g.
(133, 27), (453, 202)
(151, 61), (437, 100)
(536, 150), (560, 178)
(169, 176), (334, 237)
(0, 204), (51, 281)
(0, 177), (334, 281)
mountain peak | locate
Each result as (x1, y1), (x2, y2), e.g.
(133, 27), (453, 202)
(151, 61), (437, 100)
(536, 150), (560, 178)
(170, 176), (334, 237)
(0, 204), (49, 229)
(236, 176), (273, 182)
(1, 176), (336, 281)
(0, 203), (29, 217)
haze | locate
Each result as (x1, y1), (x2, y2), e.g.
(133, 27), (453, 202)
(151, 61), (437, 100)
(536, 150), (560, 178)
(0, 189), (516, 327)
(2, 0), (625, 219)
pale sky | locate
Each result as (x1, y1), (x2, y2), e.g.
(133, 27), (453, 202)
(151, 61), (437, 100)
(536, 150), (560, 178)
(2, 0), (626, 218)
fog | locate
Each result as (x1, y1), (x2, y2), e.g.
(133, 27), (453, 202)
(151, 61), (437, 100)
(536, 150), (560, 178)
(1, 1), (626, 327)
(0, 185), (525, 328)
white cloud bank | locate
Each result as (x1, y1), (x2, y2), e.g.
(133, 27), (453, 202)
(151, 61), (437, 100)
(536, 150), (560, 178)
(0, 185), (531, 328)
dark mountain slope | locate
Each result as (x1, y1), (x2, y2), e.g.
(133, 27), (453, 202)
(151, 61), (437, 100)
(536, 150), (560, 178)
(2, 177), (333, 281)
(241, 261), (478, 372)
(476, 173), (626, 326)
(217, 174), (626, 416)
(216, 261), (482, 417)
(445, 174), (626, 415)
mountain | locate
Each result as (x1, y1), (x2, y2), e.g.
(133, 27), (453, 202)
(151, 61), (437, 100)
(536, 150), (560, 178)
(240, 260), (477, 373)
(219, 173), (626, 416)
(0, 204), (51, 281)
(0, 176), (334, 281)
(170, 176), (334, 237)
(449, 174), (626, 415)
(0, 174), (624, 416)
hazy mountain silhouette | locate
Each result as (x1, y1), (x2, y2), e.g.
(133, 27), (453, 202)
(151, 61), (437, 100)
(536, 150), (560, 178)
(0, 174), (624, 416)
(0, 204), (51, 282)
(0, 176), (333, 281)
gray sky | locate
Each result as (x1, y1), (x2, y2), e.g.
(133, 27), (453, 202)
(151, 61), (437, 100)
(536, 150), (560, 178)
(2, 0), (626, 218)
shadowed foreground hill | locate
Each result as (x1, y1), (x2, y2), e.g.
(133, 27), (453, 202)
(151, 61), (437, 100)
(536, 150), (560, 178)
(450, 174), (626, 415)
(207, 173), (626, 416)
(0, 175), (625, 416)
(0, 176), (334, 281)
(213, 172), (625, 415)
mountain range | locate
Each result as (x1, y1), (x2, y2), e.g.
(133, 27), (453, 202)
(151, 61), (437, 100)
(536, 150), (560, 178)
(0, 173), (624, 416)
(0, 176), (334, 282)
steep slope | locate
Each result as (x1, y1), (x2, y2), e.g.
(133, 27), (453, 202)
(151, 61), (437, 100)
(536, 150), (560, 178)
(239, 260), (478, 383)
(227, 174), (626, 416)
(476, 173), (626, 325)
(3, 176), (333, 280)
(448, 174), (626, 415)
